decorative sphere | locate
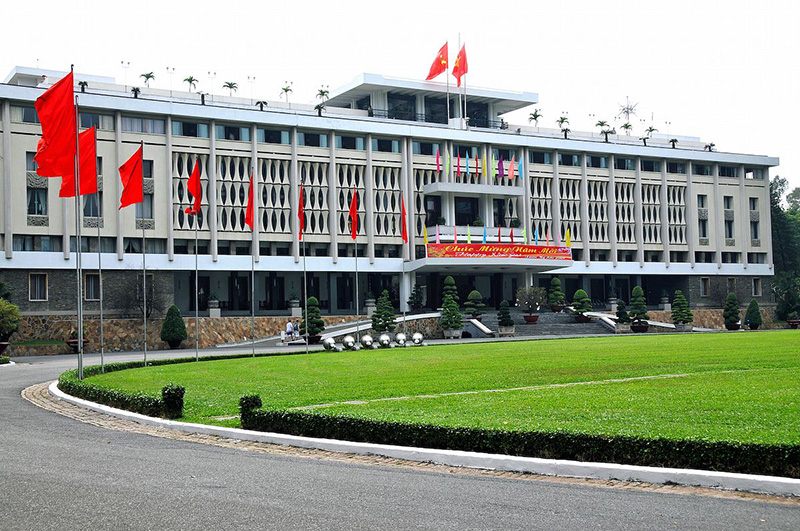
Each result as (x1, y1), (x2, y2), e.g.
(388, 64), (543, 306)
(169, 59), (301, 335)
(322, 337), (336, 351)
(343, 335), (356, 349)
(395, 333), (407, 346)
(360, 334), (374, 348)
(378, 334), (392, 347)
(412, 332), (424, 345)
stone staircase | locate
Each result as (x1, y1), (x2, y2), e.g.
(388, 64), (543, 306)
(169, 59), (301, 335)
(478, 308), (612, 337)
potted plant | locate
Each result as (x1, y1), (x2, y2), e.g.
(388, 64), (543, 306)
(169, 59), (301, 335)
(364, 291), (377, 316)
(464, 290), (486, 321)
(629, 286), (649, 333)
(745, 299), (762, 330)
(787, 311), (800, 329)
(509, 218), (522, 228)
(160, 304), (188, 349)
(497, 300), (515, 337)
(371, 290), (396, 335)
(660, 289), (671, 311)
(407, 284), (425, 313)
(471, 216), (484, 227)
(516, 286), (546, 323)
(615, 299), (631, 333)
(670, 290), (694, 332)
(66, 324), (89, 353)
(288, 293), (300, 308)
(722, 292), (741, 331)
(436, 216), (447, 226)
(208, 293), (220, 309)
(548, 278), (566, 312)
(440, 293), (463, 339)
(300, 296), (325, 344)
(571, 289), (592, 323)
(0, 299), (21, 355)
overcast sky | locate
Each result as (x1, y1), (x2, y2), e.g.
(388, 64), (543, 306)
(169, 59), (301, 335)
(4, 0), (798, 189)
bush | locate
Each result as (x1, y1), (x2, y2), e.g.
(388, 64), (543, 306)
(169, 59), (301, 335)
(440, 294), (463, 330)
(371, 290), (396, 333)
(516, 286), (546, 315)
(789, 311), (799, 321)
(571, 289), (592, 314)
(161, 383), (186, 419)
(497, 300), (514, 327)
(442, 275), (459, 303)
(160, 305), (187, 345)
(239, 399), (800, 478)
(300, 296), (325, 337)
(774, 273), (800, 321)
(670, 290), (693, 325)
(629, 286), (649, 324)
(723, 292), (740, 326)
(509, 218), (522, 228)
(407, 284), (425, 311)
(0, 299), (21, 342)
(616, 300), (631, 324)
(0, 356), (10, 365)
(745, 299), (762, 330)
(464, 290), (486, 319)
(471, 216), (483, 227)
(547, 278), (565, 307)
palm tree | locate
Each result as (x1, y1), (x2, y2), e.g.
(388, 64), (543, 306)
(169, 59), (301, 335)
(131, 87), (140, 99)
(281, 81), (293, 103)
(223, 81), (238, 96)
(183, 76), (198, 92)
(314, 103), (325, 117)
(528, 109), (542, 127)
(669, 138), (679, 149)
(704, 143), (715, 152)
(621, 122), (633, 135)
(317, 85), (329, 102)
(562, 128), (571, 140)
(601, 128), (616, 143)
(556, 116), (569, 129)
(595, 119), (609, 129)
(140, 72), (155, 87)
(645, 126), (658, 137)
(78, 80), (88, 93)
(255, 101), (268, 111)
(640, 136), (648, 147)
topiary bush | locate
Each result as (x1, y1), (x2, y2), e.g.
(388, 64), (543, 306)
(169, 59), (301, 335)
(442, 275), (459, 303)
(0, 299), (21, 342)
(571, 289), (592, 314)
(0, 356), (10, 365)
(616, 299), (631, 323)
(300, 296), (325, 337)
(160, 305), (187, 348)
(745, 299), (762, 330)
(723, 292), (740, 329)
(629, 286), (649, 325)
(670, 290), (693, 325)
(548, 278), (565, 309)
(371, 290), (396, 333)
(440, 294), (463, 331)
(464, 290), (486, 319)
(161, 383), (186, 419)
(497, 300), (514, 327)
(407, 283), (425, 312)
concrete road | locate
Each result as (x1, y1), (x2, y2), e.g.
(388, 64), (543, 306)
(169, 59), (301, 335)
(1, 351), (798, 530)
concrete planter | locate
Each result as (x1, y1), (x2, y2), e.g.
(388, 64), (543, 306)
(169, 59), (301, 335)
(498, 326), (515, 337)
(615, 323), (631, 333)
(725, 322), (741, 331)
(442, 329), (463, 339)
(65, 338), (89, 353)
(787, 319), (800, 329)
(364, 299), (376, 316)
(289, 299), (302, 318)
(631, 322), (649, 333)
(574, 314), (591, 323)
(674, 323), (693, 332)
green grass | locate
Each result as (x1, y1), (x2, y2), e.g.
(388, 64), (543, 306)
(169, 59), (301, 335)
(85, 332), (800, 443)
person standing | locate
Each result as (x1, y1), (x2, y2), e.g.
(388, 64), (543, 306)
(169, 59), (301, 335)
(285, 320), (294, 343)
(293, 319), (300, 339)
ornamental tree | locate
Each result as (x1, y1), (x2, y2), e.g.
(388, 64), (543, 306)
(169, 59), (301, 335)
(571, 289), (592, 314)
(497, 300), (514, 327)
(670, 290), (693, 325)
(629, 286), (649, 324)
(722, 292), (741, 327)
(300, 296), (325, 337)
(464, 290), (486, 319)
(371, 290), (396, 333)
(516, 286), (547, 315)
(407, 283), (424, 312)
(548, 278), (566, 307)
(440, 294), (463, 331)
(160, 305), (187, 345)
(442, 275), (459, 303)
(745, 298), (762, 330)
(616, 299), (631, 324)
(0, 299), (21, 342)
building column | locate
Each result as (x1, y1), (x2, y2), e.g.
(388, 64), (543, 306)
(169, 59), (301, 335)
(399, 267), (412, 313)
(290, 127), (299, 262)
(763, 167), (773, 270)
(551, 150), (562, 246)
(660, 159), (670, 267)
(365, 133), (376, 263)
(738, 164), (748, 269)
(712, 163), (722, 268)
(251, 125), (260, 263)
(608, 155), (618, 266)
(579, 153), (590, 266)
(2, 100), (12, 259)
(686, 161), (696, 268)
(166, 116), (174, 260)
(634, 157), (644, 267)
(522, 148), (532, 244)
(209, 120), (218, 262)
(115, 111), (123, 260)
(405, 137), (416, 260)
(328, 130), (338, 263)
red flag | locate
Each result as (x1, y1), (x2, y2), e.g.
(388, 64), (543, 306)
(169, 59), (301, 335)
(118, 145), (143, 209)
(510, 227), (515, 244)
(454, 225), (458, 243)
(452, 45), (468, 87)
(298, 184), (305, 241)
(349, 190), (359, 240)
(184, 159), (202, 215)
(475, 152), (479, 175)
(401, 196), (408, 243)
(34, 71), (76, 178)
(245, 171), (255, 230)
(457, 152), (461, 175)
(436, 148), (440, 172)
(425, 42), (448, 80)
(497, 225), (501, 243)
(59, 127), (97, 198)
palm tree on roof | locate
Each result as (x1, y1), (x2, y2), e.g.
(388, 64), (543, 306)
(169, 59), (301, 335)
(669, 138), (679, 149)
(317, 85), (330, 102)
(255, 100), (268, 111)
(528, 109), (542, 127)
(645, 126), (658, 137)
(621, 122), (633, 135)
(281, 81), (293, 103)
(556, 116), (569, 129)
(562, 128), (571, 140)
(184, 76), (198, 92)
(223, 81), (239, 97)
(140, 72), (155, 87)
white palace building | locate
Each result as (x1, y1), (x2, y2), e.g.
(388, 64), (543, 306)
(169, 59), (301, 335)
(0, 67), (778, 317)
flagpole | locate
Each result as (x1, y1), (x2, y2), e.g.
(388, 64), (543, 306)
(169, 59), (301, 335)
(140, 141), (147, 365)
(73, 83), (85, 380)
(95, 129), (104, 373)
(302, 238), (309, 355)
(194, 218), (199, 361)
(402, 251), (407, 336)
(457, 34), (462, 126)
(251, 166), (256, 358)
(354, 236), (360, 343)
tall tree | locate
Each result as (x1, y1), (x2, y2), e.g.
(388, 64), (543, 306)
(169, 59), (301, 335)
(771, 176), (800, 275)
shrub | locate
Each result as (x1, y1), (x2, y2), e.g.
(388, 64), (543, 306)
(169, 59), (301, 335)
(0, 356), (10, 365)
(745, 299), (762, 330)
(0, 299), (21, 342)
(629, 286), (649, 324)
(407, 284), (425, 311)
(160, 305), (187, 345)
(516, 286), (546, 315)
(161, 383), (186, 419)
(789, 311), (799, 321)
(547, 278), (565, 307)
(670, 290), (693, 325)
(300, 297), (325, 337)
(509, 218), (522, 228)
(464, 290), (486, 319)
(571, 289), (592, 314)
(616, 299), (631, 323)
(497, 300), (514, 327)
(471, 216), (483, 227)
(68, 324), (88, 340)
(442, 275), (459, 303)
(440, 294), (463, 330)
(371, 290), (396, 333)
(722, 292), (740, 327)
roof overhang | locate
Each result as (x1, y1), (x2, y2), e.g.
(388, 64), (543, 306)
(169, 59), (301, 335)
(408, 257), (572, 274)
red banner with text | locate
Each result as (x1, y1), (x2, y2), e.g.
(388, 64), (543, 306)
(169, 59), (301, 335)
(426, 244), (572, 260)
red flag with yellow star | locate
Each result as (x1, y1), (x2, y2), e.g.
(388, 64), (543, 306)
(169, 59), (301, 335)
(426, 42), (448, 80)
(452, 45), (468, 87)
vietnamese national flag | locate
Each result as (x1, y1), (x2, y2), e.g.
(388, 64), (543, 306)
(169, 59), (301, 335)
(425, 42), (448, 80)
(298, 184), (305, 241)
(349, 189), (359, 240)
(59, 127), (97, 198)
(401, 195), (408, 243)
(184, 159), (202, 215)
(118, 145), (143, 209)
(34, 71), (76, 178)
(452, 45), (468, 87)
(245, 171), (255, 230)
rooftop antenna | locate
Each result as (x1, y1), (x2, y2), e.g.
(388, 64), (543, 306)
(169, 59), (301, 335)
(166, 66), (175, 96)
(618, 96), (638, 122)
(247, 75), (256, 104)
(121, 60), (130, 90)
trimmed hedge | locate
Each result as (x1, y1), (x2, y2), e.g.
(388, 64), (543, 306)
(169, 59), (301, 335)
(0, 355), (10, 365)
(239, 397), (800, 478)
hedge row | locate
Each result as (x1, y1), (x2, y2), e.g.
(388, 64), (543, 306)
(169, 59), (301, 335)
(0, 356), (9, 365)
(239, 396), (800, 478)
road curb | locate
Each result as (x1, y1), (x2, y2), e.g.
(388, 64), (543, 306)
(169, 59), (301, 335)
(49, 381), (800, 497)
(0, 360), (15, 367)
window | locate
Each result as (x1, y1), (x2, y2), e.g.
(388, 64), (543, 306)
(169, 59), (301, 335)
(456, 145), (476, 158)
(698, 219), (708, 238)
(27, 188), (47, 215)
(558, 153), (579, 166)
(614, 157), (634, 171)
(727, 278), (736, 293)
(14, 235), (59, 252)
(142, 160), (153, 178)
(372, 138), (399, 153)
(697, 194), (707, 208)
(298, 132), (328, 147)
(722, 252), (741, 263)
(749, 197), (758, 211)
(136, 193), (154, 219)
(26, 152), (38, 171)
(586, 155), (607, 168)
(337, 135), (365, 150)
(692, 164), (712, 176)
(80, 113), (114, 131)
(640, 160), (661, 172)
(454, 196), (479, 226)
(667, 162), (686, 174)
(412, 142), (439, 156)
(11, 106), (40, 123)
(85, 273), (100, 301)
(750, 221), (759, 240)
(122, 116), (165, 134)
(748, 253), (767, 264)
(700, 278), (710, 297)
(83, 192), (102, 217)
(723, 196), (733, 209)
(492, 148), (517, 161)
(215, 124), (250, 141)
(29, 273), (48, 301)
(752, 278), (762, 297)
(725, 220), (734, 239)
(529, 151), (551, 164)
(258, 128), (290, 144)
(718, 165), (737, 177)
(172, 121), (209, 138)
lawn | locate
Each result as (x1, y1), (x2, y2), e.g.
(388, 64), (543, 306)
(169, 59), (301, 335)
(85, 331), (800, 444)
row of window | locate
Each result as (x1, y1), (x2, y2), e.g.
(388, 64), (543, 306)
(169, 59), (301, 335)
(696, 195), (760, 240)
(699, 277), (762, 297)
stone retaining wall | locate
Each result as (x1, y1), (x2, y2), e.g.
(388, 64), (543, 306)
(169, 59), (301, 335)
(646, 307), (780, 330)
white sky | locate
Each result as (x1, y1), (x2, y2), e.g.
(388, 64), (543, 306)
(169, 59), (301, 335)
(4, 0), (798, 188)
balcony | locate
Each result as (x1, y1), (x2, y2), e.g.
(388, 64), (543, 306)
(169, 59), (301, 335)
(423, 181), (523, 197)
(427, 225), (525, 244)
(370, 108), (505, 130)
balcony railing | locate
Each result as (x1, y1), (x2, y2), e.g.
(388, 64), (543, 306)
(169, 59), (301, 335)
(426, 225), (525, 244)
(370, 109), (504, 129)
